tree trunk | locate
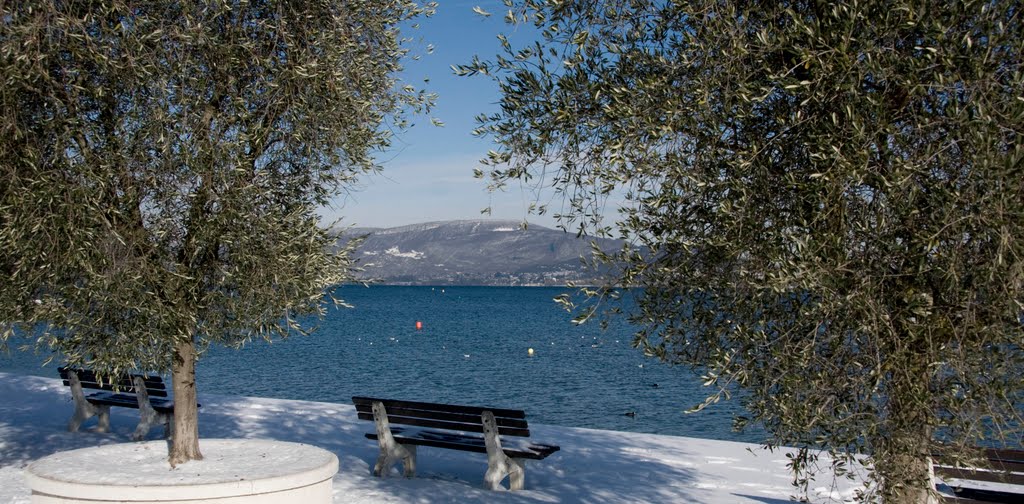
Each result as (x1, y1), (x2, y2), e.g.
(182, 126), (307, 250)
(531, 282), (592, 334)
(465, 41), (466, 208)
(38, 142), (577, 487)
(168, 338), (202, 466)
(877, 362), (939, 504)
(882, 452), (938, 504)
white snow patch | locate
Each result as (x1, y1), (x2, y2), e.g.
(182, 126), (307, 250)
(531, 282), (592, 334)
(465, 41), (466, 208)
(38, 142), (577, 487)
(385, 247), (425, 260)
(27, 439), (333, 488)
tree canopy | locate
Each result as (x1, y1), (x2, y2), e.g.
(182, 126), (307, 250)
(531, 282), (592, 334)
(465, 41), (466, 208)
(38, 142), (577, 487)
(462, 1), (1023, 502)
(1, 0), (434, 465)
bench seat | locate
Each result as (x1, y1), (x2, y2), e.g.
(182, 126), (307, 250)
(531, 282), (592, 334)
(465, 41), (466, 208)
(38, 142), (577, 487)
(84, 391), (177, 415)
(365, 426), (561, 460)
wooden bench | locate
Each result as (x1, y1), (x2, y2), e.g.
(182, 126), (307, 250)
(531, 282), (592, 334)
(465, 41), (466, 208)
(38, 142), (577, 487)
(352, 396), (560, 490)
(935, 448), (1024, 503)
(59, 367), (196, 441)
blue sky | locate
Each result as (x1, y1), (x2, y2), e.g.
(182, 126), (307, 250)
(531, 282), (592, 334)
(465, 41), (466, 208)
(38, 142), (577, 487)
(320, 1), (564, 230)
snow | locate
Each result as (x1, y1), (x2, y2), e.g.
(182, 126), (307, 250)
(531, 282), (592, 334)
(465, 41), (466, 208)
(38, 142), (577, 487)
(27, 439), (334, 487)
(0, 371), (875, 503)
(384, 247), (425, 259)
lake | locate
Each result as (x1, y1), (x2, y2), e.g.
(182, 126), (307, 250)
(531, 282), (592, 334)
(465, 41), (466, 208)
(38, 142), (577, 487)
(1, 285), (761, 442)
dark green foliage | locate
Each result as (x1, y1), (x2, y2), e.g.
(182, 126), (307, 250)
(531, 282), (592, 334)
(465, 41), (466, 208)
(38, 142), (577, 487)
(462, 1), (1023, 501)
(1, 0), (434, 463)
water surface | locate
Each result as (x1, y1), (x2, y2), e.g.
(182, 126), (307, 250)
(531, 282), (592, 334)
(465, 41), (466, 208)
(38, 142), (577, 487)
(1, 285), (760, 442)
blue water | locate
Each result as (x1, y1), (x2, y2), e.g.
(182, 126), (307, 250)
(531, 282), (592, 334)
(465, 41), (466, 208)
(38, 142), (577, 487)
(1, 285), (760, 442)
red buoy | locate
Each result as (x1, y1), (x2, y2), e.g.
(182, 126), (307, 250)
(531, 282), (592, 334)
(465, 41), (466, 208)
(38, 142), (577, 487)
(415, 321), (423, 330)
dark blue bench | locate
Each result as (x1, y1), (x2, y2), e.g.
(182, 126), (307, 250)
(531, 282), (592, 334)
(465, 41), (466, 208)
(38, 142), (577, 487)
(353, 396), (559, 490)
(60, 367), (197, 440)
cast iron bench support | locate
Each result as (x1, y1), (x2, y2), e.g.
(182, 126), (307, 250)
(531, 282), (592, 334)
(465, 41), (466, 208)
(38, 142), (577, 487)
(482, 409), (526, 491)
(371, 401), (417, 478)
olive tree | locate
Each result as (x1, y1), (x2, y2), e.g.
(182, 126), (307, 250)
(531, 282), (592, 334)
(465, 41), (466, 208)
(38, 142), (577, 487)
(460, 1), (1023, 502)
(0, 0), (434, 465)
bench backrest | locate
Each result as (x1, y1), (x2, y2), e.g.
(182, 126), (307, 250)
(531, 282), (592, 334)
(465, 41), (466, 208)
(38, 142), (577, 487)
(934, 448), (1024, 480)
(352, 396), (530, 437)
(59, 367), (168, 398)
(981, 448), (1024, 471)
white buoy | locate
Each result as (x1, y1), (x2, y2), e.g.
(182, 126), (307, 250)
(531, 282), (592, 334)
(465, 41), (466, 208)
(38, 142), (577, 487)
(528, 347), (535, 357)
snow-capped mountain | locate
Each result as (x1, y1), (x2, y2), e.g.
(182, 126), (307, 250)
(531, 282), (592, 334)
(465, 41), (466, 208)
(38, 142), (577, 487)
(336, 220), (622, 286)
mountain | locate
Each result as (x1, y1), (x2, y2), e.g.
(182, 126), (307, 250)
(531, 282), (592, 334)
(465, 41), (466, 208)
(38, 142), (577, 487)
(336, 220), (622, 286)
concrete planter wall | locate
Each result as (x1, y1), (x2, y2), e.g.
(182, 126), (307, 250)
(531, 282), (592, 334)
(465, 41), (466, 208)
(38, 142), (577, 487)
(25, 439), (338, 504)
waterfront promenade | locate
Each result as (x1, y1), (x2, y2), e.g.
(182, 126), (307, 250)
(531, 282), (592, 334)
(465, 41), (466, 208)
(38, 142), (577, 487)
(0, 372), (865, 503)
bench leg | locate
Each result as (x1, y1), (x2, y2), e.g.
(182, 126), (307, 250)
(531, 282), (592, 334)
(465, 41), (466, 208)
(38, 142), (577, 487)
(95, 405), (111, 433)
(68, 400), (93, 432)
(509, 458), (525, 491)
(482, 410), (526, 490)
(485, 452), (524, 491)
(132, 413), (154, 441)
(133, 407), (168, 441)
(403, 445), (417, 477)
(131, 376), (172, 441)
(374, 442), (416, 478)
(67, 372), (101, 433)
(370, 401), (417, 478)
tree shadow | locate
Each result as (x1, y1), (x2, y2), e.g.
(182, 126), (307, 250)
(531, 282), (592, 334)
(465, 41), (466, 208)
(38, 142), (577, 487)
(0, 373), (144, 467)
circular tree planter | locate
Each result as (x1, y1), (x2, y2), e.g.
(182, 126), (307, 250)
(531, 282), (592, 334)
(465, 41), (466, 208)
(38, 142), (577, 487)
(25, 439), (338, 504)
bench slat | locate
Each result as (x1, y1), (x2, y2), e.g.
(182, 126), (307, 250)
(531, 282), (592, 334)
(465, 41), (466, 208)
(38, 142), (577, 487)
(947, 487), (1024, 503)
(59, 367), (168, 398)
(352, 396), (526, 419)
(70, 376), (166, 390)
(940, 495), (991, 503)
(935, 450), (1024, 474)
(983, 448), (1024, 462)
(356, 411), (532, 437)
(61, 380), (169, 398)
(936, 466), (1024, 486)
(66, 375), (166, 389)
(59, 367), (164, 387)
(86, 392), (139, 407)
(354, 403), (530, 429)
(84, 393), (184, 415)
(365, 430), (560, 460)
(982, 449), (1024, 474)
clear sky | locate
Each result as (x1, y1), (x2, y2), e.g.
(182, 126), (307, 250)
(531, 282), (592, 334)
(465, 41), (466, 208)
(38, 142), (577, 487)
(320, 1), (564, 230)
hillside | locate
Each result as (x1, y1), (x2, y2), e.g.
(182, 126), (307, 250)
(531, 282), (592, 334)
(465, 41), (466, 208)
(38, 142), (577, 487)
(337, 220), (621, 286)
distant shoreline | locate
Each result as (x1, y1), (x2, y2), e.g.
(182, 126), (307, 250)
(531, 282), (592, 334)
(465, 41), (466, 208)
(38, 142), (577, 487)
(335, 219), (625, 288)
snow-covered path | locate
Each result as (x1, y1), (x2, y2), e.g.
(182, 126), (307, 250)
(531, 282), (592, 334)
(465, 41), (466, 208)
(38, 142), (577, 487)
(0, 372), (865, 503)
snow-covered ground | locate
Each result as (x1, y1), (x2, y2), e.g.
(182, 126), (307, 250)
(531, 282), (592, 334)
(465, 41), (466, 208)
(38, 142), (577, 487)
(0, 371), (870, 503)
